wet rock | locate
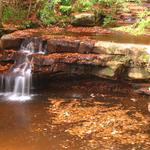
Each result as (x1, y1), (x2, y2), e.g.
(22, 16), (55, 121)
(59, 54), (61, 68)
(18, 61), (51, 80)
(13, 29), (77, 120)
(78, 42), (94, 54)
(47, 39), (80, 53)
(71, 13), (96, 27)
(1, 34), (23, 50)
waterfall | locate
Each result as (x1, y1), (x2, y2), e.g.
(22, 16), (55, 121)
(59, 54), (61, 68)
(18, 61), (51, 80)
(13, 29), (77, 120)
(20, 37), (46, 54)
(0, 37), (46, 101)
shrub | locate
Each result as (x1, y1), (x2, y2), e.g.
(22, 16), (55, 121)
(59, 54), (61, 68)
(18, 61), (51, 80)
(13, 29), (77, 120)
(38, 0), (142, 27)
(103, 15), (115, 27)
(60, 0), (71, 6)
(38, 1), (58, 25)
(38, 0), (72, 25)
(60, 5), (72, 15)
(2, 6), (27, 22)
(73, 0), (95, 12)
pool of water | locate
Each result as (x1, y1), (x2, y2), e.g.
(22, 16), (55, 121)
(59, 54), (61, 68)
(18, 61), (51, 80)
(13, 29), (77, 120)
(0, 77), (150, 150)
(53, 31), (150, 45)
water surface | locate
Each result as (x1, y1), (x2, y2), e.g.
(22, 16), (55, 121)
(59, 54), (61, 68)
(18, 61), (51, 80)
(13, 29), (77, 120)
(0, 77), (150, 150)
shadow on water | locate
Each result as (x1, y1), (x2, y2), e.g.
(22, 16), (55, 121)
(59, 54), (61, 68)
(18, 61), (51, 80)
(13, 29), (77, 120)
(0, 75), (150, 150)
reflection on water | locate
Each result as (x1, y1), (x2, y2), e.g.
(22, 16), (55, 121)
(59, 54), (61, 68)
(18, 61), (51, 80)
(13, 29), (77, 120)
(0, 77), (150, 150)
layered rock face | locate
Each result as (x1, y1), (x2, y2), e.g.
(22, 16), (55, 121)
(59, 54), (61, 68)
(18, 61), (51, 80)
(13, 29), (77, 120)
(32, 41), (150, 81)
(0, 31), (150, 82)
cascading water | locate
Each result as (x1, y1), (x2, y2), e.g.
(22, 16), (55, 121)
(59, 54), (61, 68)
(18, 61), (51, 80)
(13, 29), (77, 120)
(0, 37), (46, 101)
(20, 37), (46, 54)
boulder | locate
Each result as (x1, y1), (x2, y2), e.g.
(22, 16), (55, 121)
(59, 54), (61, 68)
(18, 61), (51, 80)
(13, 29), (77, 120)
(71, 13), (96, 27)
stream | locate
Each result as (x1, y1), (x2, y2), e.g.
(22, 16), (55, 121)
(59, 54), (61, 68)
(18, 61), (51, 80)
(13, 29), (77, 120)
(0, 31), (150, 150)
(0, 76), (150, 150)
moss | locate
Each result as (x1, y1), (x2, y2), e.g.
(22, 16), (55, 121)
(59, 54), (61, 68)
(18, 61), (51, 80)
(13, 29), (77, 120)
(99, 67), (116, 78)
(138, 53), (150, 63)
(112, 55), (131, 62)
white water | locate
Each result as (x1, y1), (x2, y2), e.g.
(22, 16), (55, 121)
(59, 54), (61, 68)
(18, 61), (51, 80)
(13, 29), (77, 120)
(0, 37), (46, 101)
(20, 37), (46, 54)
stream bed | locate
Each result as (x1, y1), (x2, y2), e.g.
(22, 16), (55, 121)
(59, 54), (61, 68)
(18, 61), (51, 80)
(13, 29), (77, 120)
(0, 76), (150, 150)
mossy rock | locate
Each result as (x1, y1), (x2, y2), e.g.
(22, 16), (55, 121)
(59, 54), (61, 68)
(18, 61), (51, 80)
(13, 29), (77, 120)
(71, 13), (96, 27)
(128, 68), (150, 80)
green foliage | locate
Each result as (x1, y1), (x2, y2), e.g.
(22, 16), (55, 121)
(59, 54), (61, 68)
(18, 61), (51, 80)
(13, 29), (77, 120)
(2, 0), (143, 28)
(20, 20), (39, 29)
(103, 15), (115, 27)
(2, 6), (27, 22)
(131, 10), (150, 35)
(74, 0), (94, 12)
(60, 5), (72, 15)
(38, 0), (72, 25)
(60, 0), (71, 6)
(38, 1), (58, 25)
(137, 10), (150, 20)
(115, 11), (150, 35)
(38, 0), (142, 27)
(126, 0), (141, 3)
(139, 53), (150, 63)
